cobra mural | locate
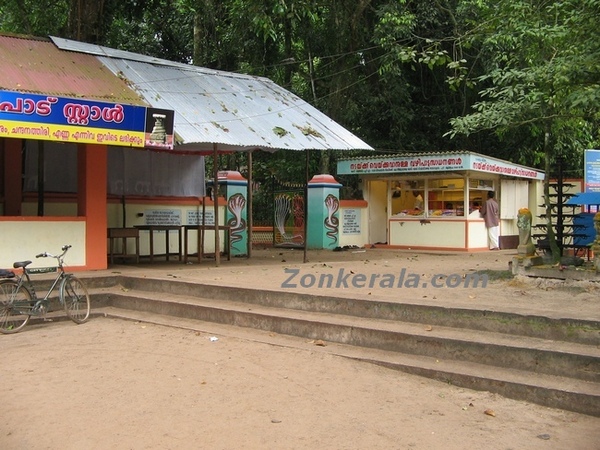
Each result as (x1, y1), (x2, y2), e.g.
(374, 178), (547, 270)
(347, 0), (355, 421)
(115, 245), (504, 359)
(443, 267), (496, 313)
(274, 193), (304, 245)
(227, 193), (247, 250)
(324, 194), (340, 244)
(292, 195), (305, 230)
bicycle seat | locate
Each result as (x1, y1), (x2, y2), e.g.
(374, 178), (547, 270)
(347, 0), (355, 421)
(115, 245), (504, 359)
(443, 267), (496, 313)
(13, 260), (32, 269)
(0, 269), (15, 278)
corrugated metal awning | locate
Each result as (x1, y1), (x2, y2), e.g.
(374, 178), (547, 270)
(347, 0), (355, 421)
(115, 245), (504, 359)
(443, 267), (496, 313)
(50, 36), (373, 153)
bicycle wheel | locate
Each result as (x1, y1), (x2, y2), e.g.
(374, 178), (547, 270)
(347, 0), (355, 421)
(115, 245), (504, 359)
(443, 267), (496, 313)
(60, 275), (91, 324)
(0, 280), (33, 333)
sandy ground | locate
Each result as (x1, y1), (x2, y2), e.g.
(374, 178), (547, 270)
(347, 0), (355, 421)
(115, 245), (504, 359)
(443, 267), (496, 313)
(2, 247), (599, 449)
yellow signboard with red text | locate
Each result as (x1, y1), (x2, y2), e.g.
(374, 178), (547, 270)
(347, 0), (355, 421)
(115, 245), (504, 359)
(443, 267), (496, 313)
(0, 120), (145, 146)
(0, 91), (174, 149)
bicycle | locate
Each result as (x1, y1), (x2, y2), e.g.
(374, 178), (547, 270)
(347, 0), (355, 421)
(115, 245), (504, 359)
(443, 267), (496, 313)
(0, 245), (91, 334)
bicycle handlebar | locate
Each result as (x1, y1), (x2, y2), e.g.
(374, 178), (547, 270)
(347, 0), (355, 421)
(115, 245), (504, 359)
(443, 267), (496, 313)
(35, 245), (72, 260)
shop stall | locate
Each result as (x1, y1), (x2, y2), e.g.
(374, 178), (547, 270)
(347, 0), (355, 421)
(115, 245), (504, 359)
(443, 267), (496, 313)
(1, 34), (372, 270)
(337, 151), (545, 251)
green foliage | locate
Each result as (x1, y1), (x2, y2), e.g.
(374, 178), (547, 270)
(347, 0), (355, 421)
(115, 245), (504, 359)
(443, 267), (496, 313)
(0, 0), (69, 36)
(3, 0), (598, 224)
(448, 0), (600, 140)
(447, 0), (600, 262)
(103, 1), (193, 63)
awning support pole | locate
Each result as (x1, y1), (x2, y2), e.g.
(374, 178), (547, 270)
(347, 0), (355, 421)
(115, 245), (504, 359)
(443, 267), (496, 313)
(303, 149), (309, 263)
(37, 140), (44, 216)
(247, 150), (253, 258)
(213, 143), (220, 266)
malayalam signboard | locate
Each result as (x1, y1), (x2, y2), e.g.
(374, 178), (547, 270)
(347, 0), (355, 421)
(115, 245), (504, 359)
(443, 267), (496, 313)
(584, 149), (600, 192)
(144, 209), (181, 226)
(336, 152), (545, 180)
(337, 154), (468, 174)
(0, 90), (174, 149)
(186, 210), (215, 226)
(342, 209), (361, 235)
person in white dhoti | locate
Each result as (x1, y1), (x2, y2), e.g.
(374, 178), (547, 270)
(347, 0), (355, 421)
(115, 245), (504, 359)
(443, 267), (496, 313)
(480, 191), (500, 250)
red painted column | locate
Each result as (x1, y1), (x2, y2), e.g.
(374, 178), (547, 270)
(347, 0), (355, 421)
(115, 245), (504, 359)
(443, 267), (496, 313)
(3, 139), (22, 216)
(78, 144), (108, 270)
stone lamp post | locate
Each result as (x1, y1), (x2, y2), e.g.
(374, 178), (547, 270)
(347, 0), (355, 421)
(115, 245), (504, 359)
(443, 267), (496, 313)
(511, 207), (543, 272)
(517, 207), (536, 257)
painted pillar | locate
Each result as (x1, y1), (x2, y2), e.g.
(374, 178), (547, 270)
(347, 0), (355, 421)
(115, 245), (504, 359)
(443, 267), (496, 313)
(78, 143), (108, 270)
(218, 170), (248, 256)
(307, 174), (342, 249)
(3, 139), (22, 216)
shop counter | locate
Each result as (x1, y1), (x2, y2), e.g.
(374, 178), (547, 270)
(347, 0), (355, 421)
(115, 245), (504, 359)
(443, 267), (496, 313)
(388, 217), (487, 250)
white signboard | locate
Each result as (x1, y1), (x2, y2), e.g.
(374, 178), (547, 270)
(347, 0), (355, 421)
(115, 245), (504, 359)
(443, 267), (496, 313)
(187, 210), (215, 226)
(342, 209), (361, 235)
(144, 209), (181, 226)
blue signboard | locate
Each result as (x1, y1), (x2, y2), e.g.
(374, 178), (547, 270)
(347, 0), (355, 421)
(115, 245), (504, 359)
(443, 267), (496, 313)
(0, 91), (146, 130)
(0, 90), (174, 149)
(584, 149), (600, 193)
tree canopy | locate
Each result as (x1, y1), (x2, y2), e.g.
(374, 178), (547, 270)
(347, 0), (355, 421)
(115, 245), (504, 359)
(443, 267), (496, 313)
(1, 0), (598, 183)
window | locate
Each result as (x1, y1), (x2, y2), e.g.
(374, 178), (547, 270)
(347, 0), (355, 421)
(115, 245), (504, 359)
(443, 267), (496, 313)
(391, 180), (425, 216)
(428, 178), (465, 216)
(390, 176), (494, 218)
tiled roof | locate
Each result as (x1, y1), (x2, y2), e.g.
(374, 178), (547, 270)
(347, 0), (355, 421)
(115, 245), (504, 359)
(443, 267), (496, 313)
(0, 34), (147, 105)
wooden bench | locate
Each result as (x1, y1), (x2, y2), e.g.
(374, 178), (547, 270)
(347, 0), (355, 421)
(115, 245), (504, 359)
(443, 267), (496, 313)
(183, 225), (232, 263)
(108, 228), (140, 264)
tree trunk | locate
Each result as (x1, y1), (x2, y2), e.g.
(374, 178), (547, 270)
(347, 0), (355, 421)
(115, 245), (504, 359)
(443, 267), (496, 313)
(193, 12), (202, 66)
(284, 14), (293, 87)
(68, 0), (105, 42)
(543, 125), (560, 262)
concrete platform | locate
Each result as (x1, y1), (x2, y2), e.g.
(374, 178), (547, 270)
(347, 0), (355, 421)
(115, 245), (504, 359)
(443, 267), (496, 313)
(24, 247), (600, 416)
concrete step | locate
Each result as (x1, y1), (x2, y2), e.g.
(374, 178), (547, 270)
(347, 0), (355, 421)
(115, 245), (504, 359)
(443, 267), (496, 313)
(92, 304), (600, 418)
(113, 276), (600, 345)
(89, 279), (600, 417)
(93, 286), (600, 381)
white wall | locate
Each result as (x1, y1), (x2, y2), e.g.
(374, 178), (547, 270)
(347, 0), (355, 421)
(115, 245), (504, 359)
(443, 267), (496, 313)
(468, 220), (488, 248)
(0, 220), (86, 268)
(22, 201), (78, 216)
